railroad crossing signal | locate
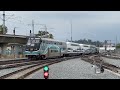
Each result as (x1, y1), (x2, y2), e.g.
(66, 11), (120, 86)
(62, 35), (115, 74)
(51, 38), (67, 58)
(43, 65), (49, 79)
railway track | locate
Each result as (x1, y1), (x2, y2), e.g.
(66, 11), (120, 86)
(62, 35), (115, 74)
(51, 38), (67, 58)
(0, 56), (80, 70)
(0, 58), (28, 65)
(101, 52), (120, 60)
(0, 56), (80, 79)
(81, 54), (120, 74)
(0, 60), (48, 70)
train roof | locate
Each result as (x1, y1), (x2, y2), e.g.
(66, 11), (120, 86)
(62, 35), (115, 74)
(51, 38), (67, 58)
(66, 42), (80, 45)
(79, 44), (90, 46)
(41, 38), (66, 43)
(30, 37), (66, 43)
(79, 44), (96, 47)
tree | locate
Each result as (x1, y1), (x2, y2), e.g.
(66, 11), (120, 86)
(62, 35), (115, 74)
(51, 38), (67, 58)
(36, 30), (54, 39)
(116, 44), (120, 48)
(49, 34), (54, 39)
(0, 25), (8, 34)
(73, 39), (103, 46)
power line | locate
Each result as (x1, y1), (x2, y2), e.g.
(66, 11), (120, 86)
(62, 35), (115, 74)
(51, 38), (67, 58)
(0, 11), (20, 34)
(28, 20), (44, 35)
(40, 25), (54, 32)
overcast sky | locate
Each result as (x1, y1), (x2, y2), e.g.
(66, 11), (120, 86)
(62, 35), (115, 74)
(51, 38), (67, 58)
(0, 11), (120, 43)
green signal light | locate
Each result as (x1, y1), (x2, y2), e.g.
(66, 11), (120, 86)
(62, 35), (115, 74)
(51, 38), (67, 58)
(44, 66), (49, 71)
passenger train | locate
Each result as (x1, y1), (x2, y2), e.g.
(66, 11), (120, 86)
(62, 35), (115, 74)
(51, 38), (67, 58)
(23, 37), (67, 59)
(23, 37), (99, 60)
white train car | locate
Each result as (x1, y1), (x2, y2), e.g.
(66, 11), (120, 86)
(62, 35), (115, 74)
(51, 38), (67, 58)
(65, 42), (82, 56)
(79, 44), (99, 54)
(79, 44), (91, 50)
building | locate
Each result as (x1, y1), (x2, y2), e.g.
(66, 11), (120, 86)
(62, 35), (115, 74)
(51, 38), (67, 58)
(99, 44), (116, 53)
(0, 34), (28, 58)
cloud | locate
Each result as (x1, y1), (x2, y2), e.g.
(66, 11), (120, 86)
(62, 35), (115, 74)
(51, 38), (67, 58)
(0, 11), (120, 42)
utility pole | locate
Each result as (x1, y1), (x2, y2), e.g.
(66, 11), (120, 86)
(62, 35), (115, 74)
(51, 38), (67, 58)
(28, 20), (46, 36)
(104, 40), (107, 51)
(71, 20), (72, 42)
(45, 25), (47, 32)
(115, 36), (117, 53)
(0, 11), (15, 34)
(40, 24), (53, 32)
(3, 11), (5, 34)
(29, 20), (34, 36)
(32, 20), (34, 35)
(28, 20), (35, 36)
(116, 36), (117, 46)
(13, 27), (15, 59)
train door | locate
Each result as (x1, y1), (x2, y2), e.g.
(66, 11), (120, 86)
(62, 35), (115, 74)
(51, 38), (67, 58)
(48, 46), (59, 58)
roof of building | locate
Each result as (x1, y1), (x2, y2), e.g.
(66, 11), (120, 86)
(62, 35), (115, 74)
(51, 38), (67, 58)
(0, 34), (28, 38)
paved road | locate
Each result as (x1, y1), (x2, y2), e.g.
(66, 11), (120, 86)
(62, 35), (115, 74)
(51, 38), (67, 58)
(26, 58), (120, 79)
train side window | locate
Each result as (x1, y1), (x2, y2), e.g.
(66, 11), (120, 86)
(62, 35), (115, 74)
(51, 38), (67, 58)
(48, 41), (50, 44)
(51, 41), (53, 44)
(63, 48), (66, 50)
(54, 50), (58, 52)
(46, 41), (48, 44)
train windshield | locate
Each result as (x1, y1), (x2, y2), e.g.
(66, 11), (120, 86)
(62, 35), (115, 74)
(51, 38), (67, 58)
(25, 38), (42, 51)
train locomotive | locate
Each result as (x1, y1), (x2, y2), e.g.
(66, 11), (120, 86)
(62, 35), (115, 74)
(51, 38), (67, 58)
(23, 37), (67, 60)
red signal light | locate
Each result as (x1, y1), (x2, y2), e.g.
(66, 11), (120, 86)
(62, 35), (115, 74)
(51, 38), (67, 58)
(44, 72), (49, 76)
(44, 72), (49, 79)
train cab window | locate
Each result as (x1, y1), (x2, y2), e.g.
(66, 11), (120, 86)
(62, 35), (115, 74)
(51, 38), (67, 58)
(84, 45), (89, 47)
